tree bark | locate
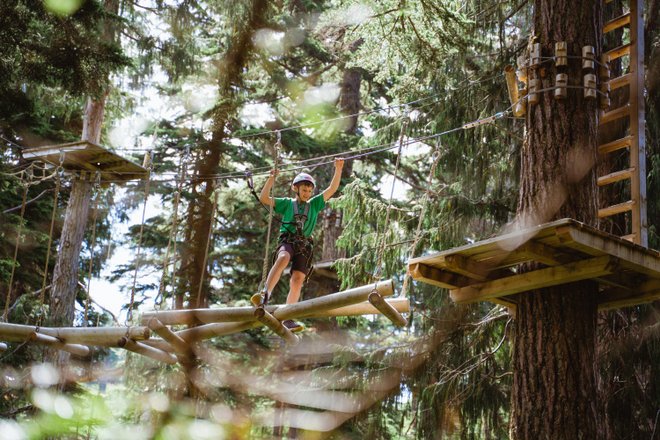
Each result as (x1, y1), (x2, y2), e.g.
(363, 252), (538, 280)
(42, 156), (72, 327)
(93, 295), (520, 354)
(177, 0), (268, 309)
(511, 0), (602, 438)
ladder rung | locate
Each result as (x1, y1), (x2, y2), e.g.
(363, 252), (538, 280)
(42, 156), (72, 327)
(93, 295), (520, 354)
(599, 135), (632, 154)
(621, 233), (636, 242)
(599, 104), (630, 125)
(598, 167), (634, 186)
(598, 200), (635, 218)
(605, 43), (631, 61)
(603, 12), (631, 34)
(607, 73), (632, 91)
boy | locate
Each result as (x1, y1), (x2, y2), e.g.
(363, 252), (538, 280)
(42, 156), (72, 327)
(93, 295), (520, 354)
(251, 158), (345, 332)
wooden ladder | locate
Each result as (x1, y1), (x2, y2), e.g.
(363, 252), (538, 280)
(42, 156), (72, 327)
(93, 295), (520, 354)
(598, 0), (647, 246)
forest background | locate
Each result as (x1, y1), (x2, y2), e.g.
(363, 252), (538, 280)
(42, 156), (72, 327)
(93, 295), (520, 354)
(0, 0), (658, 438)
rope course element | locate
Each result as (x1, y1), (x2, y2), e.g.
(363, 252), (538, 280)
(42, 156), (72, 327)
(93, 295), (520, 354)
(196, 181), (219, 309)
(83, 172), (102, 326)
(127, 151), (153, 324)
(156, 146), (190, 309)
(2, 176), (30, 322)
(37, 154), (64, 327)
(257, 133), (281, 295)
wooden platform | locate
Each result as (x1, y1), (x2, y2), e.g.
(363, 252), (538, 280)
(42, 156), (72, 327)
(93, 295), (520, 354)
(22, 141), (147, 182)
(408, 219), (660, 311)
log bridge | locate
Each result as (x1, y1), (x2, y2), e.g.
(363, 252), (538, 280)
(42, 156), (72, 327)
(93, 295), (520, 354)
(0, 280), (409, 364)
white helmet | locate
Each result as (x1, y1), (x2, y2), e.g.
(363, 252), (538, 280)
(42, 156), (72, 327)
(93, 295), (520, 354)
(292, 172), (315, 187)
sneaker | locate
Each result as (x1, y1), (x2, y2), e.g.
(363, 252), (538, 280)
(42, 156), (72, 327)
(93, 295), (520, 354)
(282, 319), (304, 333)
(251, 291), (269, 307)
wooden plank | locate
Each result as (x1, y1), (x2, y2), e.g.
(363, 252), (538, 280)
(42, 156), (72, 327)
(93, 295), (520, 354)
(598, 168), (634, 186)
(599, 136), (632, 155)
(607, 73), (632, 91)
(22, 141), (147, 182)
(449, 256), (617, 304)
(598, 200), (634, 218)
(408, 263), (474, 289)
(603, 12), (631, 33)
(599, 104), (630, 125)
(604, 43), (631, 61)
(561, 226), (660, 277)
(408, 219), (577, 267)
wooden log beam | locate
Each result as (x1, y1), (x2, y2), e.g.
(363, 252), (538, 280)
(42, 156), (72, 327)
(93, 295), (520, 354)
(315, 298), (410, 317)
(443, 255), (494, 281)
(28, 332), (90, 357)
(0, 323), (149, 346)
(598, 279), (660, 310)
(141, 280), (394, 326)
(142, 307), (259, 326)
(175, 299), (410, 342)
(254, 308), (299, 344)
(272, 280), (394, 321)
(178, 322), (258, 342)
(145, 318), (190, 355)
(368, 292), (407, 327)
(450, 256), (617, 304)
(118, 337), (177, 364)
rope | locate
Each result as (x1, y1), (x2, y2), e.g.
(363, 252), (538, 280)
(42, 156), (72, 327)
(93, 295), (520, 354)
(373, 117), (409, 282)
(156, 147), (189, 309)
(2, 176), (30, 322)
(37, 157), (64, 327)
(127, 151), (152, 324)
(258, 133), (281, 293)
(83, 172), (102, 326)
(195, 181), (218, 308)
(400, 139), (443, 298)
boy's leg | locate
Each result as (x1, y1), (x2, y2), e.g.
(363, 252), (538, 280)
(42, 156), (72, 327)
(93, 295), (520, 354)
(286, 270), (306, 304)
(265, 249), (291, 294)
(281, 266), (309, 333)
(251, 247), (291, 307)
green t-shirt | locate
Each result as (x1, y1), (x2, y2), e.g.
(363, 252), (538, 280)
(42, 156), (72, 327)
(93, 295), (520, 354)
(274, 194), (325, 237)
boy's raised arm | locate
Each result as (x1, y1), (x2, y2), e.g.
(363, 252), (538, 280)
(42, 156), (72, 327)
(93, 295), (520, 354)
(260, 169), (279, 207)
(322, 158), (345, 202)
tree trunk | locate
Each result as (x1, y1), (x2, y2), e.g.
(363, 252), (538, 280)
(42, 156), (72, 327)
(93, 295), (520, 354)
(511, 0), (602, 438)
(177, 0), (268, 309)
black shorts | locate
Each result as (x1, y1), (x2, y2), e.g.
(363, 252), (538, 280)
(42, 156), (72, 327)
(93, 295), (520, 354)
(277, 242), (312, 275)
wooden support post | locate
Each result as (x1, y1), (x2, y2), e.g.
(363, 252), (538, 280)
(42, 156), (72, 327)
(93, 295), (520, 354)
(254, 308), (299, 344)
(0, 323), (150, 346)
(145, 318), (190, 355)
(28, 332), (90, 357)
(118, 337), (177, 364)
(368, 291), (407, 327)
